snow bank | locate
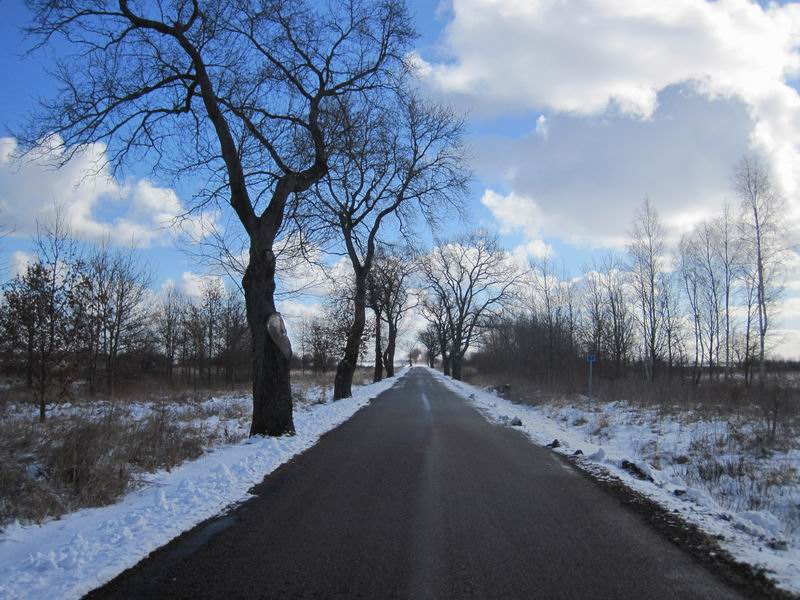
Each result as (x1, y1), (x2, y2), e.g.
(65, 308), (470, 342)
(425, 368), (800, 594)
(0, 370), (406, 600)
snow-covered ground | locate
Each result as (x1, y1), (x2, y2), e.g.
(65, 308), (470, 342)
(426, 367), (800, 595)
(0, 370), (406, 600)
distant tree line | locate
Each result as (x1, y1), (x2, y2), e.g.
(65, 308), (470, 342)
(0, 218), (251, 422)
(466, 157), (795, 395)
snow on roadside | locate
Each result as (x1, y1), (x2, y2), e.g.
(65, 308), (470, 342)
(425, 367), (800, 595)
(0, 370), (407, 600)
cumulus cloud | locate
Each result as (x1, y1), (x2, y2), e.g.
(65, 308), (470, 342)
(0, 136), (202, 247)
(417, 0), (800, 197)
(480, 189), (543, 239)
(512, 239), (553, 263)
(475, 87), (754, 247)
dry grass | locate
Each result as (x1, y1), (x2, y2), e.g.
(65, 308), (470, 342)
(0, 396), (250, 530)
(0, 366), (377, 530)
(291, 367), (374, 406)
(466, 369), (800, 444)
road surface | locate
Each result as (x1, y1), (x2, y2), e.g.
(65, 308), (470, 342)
(88, 367), (749, 599)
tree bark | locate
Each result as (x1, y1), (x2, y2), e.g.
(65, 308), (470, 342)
(243, 241), (294, 436)
(334, 273), (367, 399)
(384, 322), (396, 377)
(451, 353), (462, 380)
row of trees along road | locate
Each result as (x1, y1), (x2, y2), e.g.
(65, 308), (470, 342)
(295, 246), (421, 383)
(308, 92), (468, 399)
(18, 0), (470, 436)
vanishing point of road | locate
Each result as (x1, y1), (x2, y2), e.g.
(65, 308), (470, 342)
(88, 367), (750, 600)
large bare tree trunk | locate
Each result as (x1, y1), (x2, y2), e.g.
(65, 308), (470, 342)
(451, 354), (462, 380)
(334, 274), (367, 399)
(383, 322), (397, 377)
(243, 243), (294, 436)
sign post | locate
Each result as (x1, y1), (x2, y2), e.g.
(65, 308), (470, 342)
(586, 354), (596, 402)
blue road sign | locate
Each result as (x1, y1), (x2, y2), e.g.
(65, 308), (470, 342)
(586, 354), (596, 363)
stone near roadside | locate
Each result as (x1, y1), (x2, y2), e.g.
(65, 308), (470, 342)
(545, 439), (560, 449)
(573, 449), (583, 456)
(620, 459), (654, 482)
(510, 417), (522, 426)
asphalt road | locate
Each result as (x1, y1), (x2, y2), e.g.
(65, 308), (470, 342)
(88, 367), (747, 600)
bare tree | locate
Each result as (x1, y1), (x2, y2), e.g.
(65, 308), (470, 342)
(102, 248), (152, 396)
(219, 289), (249, 386)
(660, 269), (683, 380)
(627, 198), (667, 381)
(73, 242), (113, 396)
(417, 324), (439, 368)
(311, 92), (468, 397)
(679, 233), (705, 384)
(182, 301), (207, 388)
(154, 285), (186, 383)
(421, 231), (520, 380)
(301, 317), (338, 374)
(407, 347), (421, 365)
(419, 291), (452, 376)
(581, 265), (607, 364)
(714, 204), (740, 380)
(528, 254), (577, 384)
(599, 253), (634, 379)
(733, 157), (788, 386)
(368, 248), (417, 379)
(20, 0), (414, 435)
(199, 279), (225, 386)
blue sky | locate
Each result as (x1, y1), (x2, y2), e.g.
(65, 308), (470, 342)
(2, 0), (800, 354)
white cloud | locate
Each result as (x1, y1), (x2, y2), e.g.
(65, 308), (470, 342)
(0, 136), (202, 247)
(480, 189), (544, 239)
(475, 88), (753, 247)
(418, 0), (800, 197)
(9, 250), (32, 277)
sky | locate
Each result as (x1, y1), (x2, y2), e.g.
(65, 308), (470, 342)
(1, 0), (800, 356)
